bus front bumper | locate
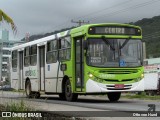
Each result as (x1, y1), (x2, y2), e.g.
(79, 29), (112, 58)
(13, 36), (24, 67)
(86, 78), (144, 93)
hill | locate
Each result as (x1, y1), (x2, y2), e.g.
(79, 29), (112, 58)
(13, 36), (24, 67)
(131, 15), (160, 58)
(21, 27), (75, 42)
(21, 16), (160, 58)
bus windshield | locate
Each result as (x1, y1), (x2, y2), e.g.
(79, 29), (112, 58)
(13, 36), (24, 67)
(86, 38), (143, 67)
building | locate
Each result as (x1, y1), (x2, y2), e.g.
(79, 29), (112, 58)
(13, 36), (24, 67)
(0, 29), (24, 82)
(144, 57), (160, 73)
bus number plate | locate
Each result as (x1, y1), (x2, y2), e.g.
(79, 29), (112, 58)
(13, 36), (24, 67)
(115, 84), (124, 88)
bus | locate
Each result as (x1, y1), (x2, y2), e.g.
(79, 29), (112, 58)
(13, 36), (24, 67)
(11, 23), (144, 102)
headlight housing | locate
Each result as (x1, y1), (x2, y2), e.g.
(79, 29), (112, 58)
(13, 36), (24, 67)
(89, 73), (93, 78)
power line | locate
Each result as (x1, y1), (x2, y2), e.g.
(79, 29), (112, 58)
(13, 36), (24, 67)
(143, 32), (160, 39)
(143, 36), (160, 40)
(89, 0), (160, 22)
(143, 31), (160, 38)
(74, 0), (134, 20)
(50, 0), (134, 31)
(143, 34), (160, 39)
(45, 0), (160, 34)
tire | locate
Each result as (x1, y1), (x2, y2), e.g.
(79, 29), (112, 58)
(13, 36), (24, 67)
(146, 91), (149, 96)
(107, 92), (121, 102)
(34, 92), (40, 99)
(65, 79), (78, 101)
(59, 93), (66, 100)
(25, 81), (40, 98)
(25, 80), (32, 98)
(150, 91), (156, 96)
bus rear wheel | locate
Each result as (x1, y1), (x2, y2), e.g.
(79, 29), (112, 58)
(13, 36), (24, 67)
(107, 92), (121, 102)
(25, 80), (32, 98)
(33, 92), (40, 98)
(65, 79), (78, 101)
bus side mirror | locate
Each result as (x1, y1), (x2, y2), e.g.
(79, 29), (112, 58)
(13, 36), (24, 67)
(60, 64), (67, 71)
(83, 40), (88, 50)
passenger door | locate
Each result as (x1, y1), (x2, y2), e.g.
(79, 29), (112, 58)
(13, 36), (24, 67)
(19, 51), (24, 89)
(74, 37), (84, 92)
(39, 46), (45, 91)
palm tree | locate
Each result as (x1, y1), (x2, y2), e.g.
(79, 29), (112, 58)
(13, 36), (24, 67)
(0, 9), (17, 32)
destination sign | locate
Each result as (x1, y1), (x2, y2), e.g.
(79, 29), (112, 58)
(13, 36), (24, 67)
(88, 26), (141, 35)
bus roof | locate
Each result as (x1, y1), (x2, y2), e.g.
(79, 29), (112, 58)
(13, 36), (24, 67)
(11, 23), (141, 51)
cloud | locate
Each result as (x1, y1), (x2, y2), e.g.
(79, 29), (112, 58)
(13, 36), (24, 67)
(0, 0), (160, 40)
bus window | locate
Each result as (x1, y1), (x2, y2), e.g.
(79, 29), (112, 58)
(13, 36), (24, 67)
(30, 45), (37, 66)
(12, 50), (17, 68)
(87, 39), (108, 65)
(59, 37), (71, 61)
(24, 47), (30, 66)
(46, 40), (57, 63)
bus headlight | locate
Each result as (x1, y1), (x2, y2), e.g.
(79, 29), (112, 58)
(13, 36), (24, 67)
(135, 73), (144, 82)
(141, 73), (144, 78)
(89, 73), (93, 78)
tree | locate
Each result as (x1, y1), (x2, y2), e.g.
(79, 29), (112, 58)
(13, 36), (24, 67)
(0, 9), (16, 84)
(0, 9), (17, 32)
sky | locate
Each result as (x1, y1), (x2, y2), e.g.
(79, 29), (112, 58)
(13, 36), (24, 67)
(0, 0), (160, 40)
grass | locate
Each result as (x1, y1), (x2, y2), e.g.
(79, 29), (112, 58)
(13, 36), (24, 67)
(2, 89), (25, 92)
(122, 92), (160, 100)
(0, 100), (35, 120)
(5, 100), (33, 111)
(0, 99), (73, 120)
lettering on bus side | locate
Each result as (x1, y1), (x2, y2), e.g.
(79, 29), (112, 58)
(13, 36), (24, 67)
(25, 68), (36, 76)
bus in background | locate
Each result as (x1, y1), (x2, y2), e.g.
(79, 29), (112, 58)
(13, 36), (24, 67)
(10, 23), (144, 102)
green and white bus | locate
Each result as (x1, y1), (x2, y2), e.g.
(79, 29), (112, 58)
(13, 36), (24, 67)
(11, 23), (144, 102)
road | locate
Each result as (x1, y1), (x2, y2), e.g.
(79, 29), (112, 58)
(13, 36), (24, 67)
(0, 91), (160, 119)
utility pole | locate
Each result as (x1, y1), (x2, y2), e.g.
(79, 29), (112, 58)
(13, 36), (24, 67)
(71, 20), (89, 26)
(25, 32), (30, 42)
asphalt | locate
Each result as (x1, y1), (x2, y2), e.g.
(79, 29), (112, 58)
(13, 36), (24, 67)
(0, 91), (160, 119)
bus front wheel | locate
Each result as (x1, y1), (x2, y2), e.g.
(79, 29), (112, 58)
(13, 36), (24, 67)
(107, 92), (121, 102)
(65, 79), (78, 101)
(59, 93), (66, 100)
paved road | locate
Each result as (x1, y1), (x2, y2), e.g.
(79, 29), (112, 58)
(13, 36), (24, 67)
(0, 91), (160, 111)
(0, 91), (160, 119)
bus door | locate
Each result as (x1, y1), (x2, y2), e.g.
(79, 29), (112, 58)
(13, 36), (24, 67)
(75, 37), (84, 92)
(39, 46), (45, 91)
(19, 51), (24, 89)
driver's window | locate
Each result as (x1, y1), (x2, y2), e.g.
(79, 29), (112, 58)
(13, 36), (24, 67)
(128, 43), (137, 57)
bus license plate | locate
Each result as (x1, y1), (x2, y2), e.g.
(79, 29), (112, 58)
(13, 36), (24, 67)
(115, 84), (124, 88)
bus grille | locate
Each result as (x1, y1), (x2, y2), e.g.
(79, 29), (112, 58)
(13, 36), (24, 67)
(99, 69), (138, 74)
(107, 88), (130, 90)
(104, 79), (134, 82)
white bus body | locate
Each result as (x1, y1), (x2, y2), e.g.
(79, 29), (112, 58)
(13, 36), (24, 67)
(10, 34), (67, 93)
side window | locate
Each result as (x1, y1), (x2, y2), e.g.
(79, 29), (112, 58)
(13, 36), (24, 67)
(30, 45), (37, 66)
(59, 36), (71, 61)
(12, 50), (17, 68)
(46, 40), (57, 64)
(24, 47), (30, 66)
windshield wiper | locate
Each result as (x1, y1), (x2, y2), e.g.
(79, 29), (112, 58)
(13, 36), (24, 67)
(119, 37), (131, 49)
(101, 36), (115, 51)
